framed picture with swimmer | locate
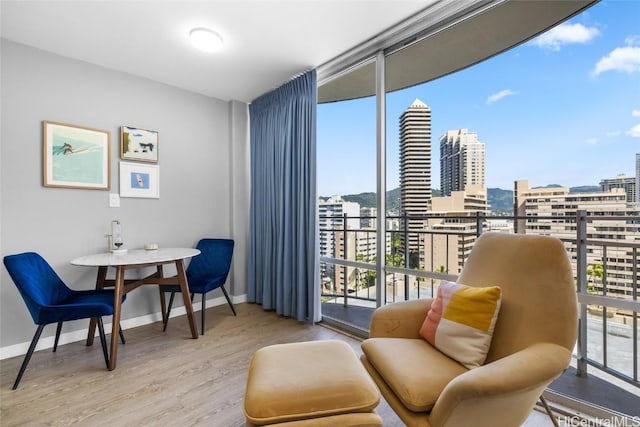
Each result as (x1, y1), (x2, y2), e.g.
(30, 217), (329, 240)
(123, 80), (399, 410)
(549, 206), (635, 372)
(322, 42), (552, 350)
(119, 161), (159, 199)
(120, 126), (158, 163)
(43, 121), (111, 190)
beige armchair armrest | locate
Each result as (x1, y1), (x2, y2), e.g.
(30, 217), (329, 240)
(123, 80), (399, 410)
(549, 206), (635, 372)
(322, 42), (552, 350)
(429, 342), (572, 427)
(369, 299), (433, 339)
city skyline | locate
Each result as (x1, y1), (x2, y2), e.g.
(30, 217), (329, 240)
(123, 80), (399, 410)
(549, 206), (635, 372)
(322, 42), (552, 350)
(317, 0), (640, 196)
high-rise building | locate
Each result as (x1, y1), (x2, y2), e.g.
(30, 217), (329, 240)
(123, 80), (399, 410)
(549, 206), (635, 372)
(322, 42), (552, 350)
(360, 207), (377, 229)
(399, 99), (431, 260)
(514, 179), (639, 298)
(636, 153), (640, 203)
(318, 196), (361, 291)
(423, 184), (488, 275)
(600, 174), (636, 203)
(440, 129), (485, 196)
(318, 196), (360, 258)
(333, 230), (379, 294)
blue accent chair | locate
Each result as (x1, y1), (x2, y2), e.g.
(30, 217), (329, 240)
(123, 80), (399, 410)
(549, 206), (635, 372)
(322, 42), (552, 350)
(159, 239), (235, 335)
(4, 252), (124, 389)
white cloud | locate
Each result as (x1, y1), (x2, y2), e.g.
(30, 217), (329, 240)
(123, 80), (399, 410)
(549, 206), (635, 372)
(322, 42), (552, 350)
(592, 46), (640, 75)
(486, 89), (516, 105)
(585, 137), (598, 145)
(625, 35), (640, 46)
(626, 123), (640, 137)
(533, 23), (600, 51)
(632, 109), (640, 117)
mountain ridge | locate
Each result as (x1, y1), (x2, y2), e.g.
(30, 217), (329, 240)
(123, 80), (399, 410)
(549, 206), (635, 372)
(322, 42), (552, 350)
(322, 185), (601, 214)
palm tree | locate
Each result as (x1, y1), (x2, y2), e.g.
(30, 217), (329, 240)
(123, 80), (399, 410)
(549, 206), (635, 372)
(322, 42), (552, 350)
(586, 263), (604, 294)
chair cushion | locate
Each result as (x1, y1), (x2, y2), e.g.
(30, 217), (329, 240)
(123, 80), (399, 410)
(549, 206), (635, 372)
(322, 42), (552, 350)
(244, 340), (380, 425)
(419, 280), (502, 369)
(38, 290), (122, 324)
(361, 337), (467, 412)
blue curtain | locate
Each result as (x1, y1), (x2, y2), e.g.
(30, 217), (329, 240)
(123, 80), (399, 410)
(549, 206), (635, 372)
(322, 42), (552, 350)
(248, 70), (319, 322)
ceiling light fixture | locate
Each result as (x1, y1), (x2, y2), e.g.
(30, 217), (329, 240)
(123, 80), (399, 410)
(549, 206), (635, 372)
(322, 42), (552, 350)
(189, 28), (223, 53)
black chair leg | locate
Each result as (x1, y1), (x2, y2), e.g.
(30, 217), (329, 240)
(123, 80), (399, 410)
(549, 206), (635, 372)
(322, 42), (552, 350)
(119, 326), (126, 345)
(13, 324), (45, 390)
(53, 321), (63, 352)
(201, 294), (205, 335)
(220, 285), (237, 316)
(96, 317), (109, 369)
(163, 291), (176, 332)
(51, 320), (121, 351)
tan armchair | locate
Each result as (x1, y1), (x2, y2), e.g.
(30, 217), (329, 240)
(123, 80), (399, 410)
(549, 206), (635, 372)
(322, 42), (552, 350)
(361, 233), (578, 427)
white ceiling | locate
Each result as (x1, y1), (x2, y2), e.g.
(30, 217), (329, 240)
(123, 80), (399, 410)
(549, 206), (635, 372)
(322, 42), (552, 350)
(0, 0), (432, 103)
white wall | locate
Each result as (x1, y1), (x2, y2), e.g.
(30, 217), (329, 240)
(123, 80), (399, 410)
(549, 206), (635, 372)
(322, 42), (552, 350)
(0, 39), (250, 352)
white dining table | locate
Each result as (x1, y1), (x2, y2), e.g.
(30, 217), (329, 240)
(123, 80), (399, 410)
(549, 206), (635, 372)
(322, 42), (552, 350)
(70, 247), (201, 370)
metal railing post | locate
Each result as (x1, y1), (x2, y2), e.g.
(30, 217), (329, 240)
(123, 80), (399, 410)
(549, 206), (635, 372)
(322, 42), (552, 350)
(404, 213), (410, 300)
(576, 209), (588, 377)
(633, 247), (638, 383)
(343, 213), (348, 308)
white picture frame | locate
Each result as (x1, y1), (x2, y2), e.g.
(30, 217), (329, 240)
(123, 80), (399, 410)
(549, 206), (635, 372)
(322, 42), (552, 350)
(119, 161), (159, 198)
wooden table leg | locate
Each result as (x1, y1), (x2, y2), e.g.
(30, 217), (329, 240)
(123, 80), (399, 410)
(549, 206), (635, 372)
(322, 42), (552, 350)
(157, 265), (166, 324)
(108, 266), (125, 370)
(176, 260), (198, 339)
(87, 266), (108, 346)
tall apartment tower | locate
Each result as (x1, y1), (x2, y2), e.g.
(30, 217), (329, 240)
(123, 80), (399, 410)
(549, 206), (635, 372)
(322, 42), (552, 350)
(636, 153), (640, 204)
(440, 128), (485, 196)
(600, 174), (636, 203)
(318, 196), (360, 258)
(399, 99), (431, 261)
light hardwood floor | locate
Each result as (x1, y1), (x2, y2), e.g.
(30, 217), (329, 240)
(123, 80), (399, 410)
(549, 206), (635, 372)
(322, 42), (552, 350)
(0, 303), (553, 426)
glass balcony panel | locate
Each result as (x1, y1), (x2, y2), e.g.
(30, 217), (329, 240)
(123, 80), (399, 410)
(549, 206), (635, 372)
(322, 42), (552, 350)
(603, 312), (636, 379)
(385, 272), (405, 304)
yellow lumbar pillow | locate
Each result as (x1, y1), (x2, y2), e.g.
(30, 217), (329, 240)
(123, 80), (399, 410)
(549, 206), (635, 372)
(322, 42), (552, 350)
(420, 280), (502, 369)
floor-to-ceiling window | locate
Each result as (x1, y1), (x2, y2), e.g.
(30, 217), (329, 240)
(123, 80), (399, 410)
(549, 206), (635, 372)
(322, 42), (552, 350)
(317, 0), (639, 419)
(317, 60), (380, 333)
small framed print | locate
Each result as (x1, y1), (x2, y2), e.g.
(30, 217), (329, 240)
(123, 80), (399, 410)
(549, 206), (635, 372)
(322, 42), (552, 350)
(121, 126), (158, 162)
(43, 121), (110, 190)
(119, 161), (159, 198)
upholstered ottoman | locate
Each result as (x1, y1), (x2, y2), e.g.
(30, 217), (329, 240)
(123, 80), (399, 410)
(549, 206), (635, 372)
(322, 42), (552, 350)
(244, 340), (382, 426)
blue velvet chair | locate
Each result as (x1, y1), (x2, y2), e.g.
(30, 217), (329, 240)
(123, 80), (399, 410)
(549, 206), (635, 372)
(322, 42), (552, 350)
(3, 252), (124, 389)
(159, 238), (235, 335)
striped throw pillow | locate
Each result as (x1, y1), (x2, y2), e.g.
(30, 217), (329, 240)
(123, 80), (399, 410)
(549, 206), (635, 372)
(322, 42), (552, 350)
(419, 280), (502, 369)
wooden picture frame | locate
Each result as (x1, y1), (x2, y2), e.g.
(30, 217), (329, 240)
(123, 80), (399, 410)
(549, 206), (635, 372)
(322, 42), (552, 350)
(121, 126), (158, 162)
(43, 121), (110, 190)
(119, 161), (160, 198)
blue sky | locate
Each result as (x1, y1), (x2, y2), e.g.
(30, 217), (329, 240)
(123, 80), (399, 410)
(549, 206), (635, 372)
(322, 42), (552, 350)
(317, 0), (640, 196)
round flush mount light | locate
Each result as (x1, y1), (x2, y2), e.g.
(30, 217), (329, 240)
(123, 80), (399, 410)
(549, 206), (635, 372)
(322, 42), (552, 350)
(189, 27), (223, 53)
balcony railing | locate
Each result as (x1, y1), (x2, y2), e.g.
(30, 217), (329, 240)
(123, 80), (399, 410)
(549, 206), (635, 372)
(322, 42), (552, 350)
(319, 210), (640, 392)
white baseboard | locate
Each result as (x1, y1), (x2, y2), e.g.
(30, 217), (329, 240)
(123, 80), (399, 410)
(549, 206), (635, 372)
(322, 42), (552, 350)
(0, 294), (247, 360)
